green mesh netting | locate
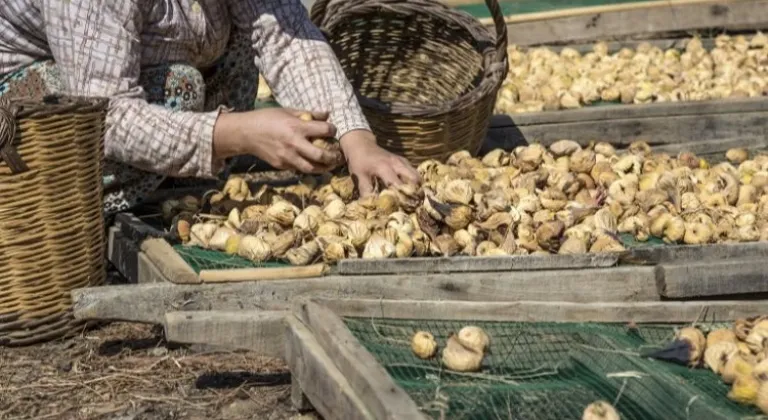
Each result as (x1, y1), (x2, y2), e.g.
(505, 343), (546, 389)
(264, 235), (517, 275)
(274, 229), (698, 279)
(170, 235), (685, 273)
(172, 245), (290, 273)
(457, 0), (652, 20)
(344, 318), (760, 420)
(619, 233), (666, 249)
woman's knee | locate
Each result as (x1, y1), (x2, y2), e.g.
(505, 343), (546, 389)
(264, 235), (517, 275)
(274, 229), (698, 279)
(0, 59), (63, 101)
(139, 64), (206, 112)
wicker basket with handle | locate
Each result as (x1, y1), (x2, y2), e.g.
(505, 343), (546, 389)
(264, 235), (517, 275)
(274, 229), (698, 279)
(310, 0), (508, 165)
(0, 95), (108, 346)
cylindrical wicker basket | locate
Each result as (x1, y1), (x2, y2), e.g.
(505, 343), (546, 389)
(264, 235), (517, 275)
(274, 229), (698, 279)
(311, 0), (508, 164)
(0, 95), (108, 346)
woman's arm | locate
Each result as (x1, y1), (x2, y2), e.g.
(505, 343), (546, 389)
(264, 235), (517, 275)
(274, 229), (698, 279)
(228, 0), (369, 141)
(40, 0), (226, 178)
(228, 0), (419, 193)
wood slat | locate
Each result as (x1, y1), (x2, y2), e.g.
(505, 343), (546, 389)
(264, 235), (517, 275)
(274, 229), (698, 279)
(499, 0), (768, 46)
(164, 310), (287, 357)
(71, 265), (658, 324)
(491, 97), (768, 126)
(285, 316), (375, 419)
(296, 302), (427, 420)
(141, 238), (199, 284)
(485, 109), (768, 150)
(658, 257), (768, 298)
(315, 297), (768, 323)
(646, 136), (768, 157)
(620, 241), (768, 265)
(336, 252), (618, 275)
(108, 227), (140, 285)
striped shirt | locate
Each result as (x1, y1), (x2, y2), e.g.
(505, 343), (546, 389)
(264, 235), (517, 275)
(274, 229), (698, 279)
(0, 0), (369, 178)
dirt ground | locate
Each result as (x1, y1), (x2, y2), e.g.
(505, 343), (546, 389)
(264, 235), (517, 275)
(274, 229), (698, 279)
(0, 322), (315, 420)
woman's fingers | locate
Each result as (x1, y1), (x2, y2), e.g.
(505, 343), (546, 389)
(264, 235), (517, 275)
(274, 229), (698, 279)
(308, 110), (330, 121)
(286, 108), (331, 122)
(292, 137), (339, 167)
(289, 153), (328, 174)
(394, 157), (420, 184)
(300, 120), (337, 139)
(356, 174), (375, 197)
(376, 164), (402, 188)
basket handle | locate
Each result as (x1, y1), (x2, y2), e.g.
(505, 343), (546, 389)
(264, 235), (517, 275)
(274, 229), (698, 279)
(484, 0), (508, 66)
(309, 0), (332, 28)
(0, 97), (28, 174)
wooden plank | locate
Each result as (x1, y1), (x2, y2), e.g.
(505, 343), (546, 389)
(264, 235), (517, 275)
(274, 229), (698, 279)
(116, 212), (168, 242)
(297, 302), (426, 420)
(621, 241), (768, 265)
(109, 229), (141, 284)
(315, 297), (768, 323)
(648, 136), (768, 157)
(71, 265), (659, 324)
(285, 316), (375, 419)
(164, 310), (288, 358)
(336, 253), (618, 275)
(137, 252), (171, 284)
(491, 97), (768, 127)
(494, 0), (741, 25)
(501, 0), (768, 46)
(539, 36), (716, 55)
(291, 376), (313, 413)
(141, 238), (199, 284)
(658, 257), (768, 298)
(198, 264), (328, 283)
(485, 110), (768, 150)
(107, 226), (117, 264)
(110, 213), (171, 284)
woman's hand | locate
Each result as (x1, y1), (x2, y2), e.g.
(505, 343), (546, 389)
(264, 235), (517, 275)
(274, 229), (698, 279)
(340, 129), (420, 196)
(213, 108), (340, 173)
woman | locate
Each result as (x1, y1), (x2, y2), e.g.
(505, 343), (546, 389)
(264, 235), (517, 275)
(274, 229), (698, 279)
(0, 0), (419, 215)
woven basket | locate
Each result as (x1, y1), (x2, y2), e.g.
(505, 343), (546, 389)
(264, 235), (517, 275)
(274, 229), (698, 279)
(311, 0), (508, 164)
(0, 95), (108, 346)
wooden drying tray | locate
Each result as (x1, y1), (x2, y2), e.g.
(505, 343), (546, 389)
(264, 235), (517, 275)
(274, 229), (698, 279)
(485, 97), (768, 154)
(87, 210), (768, 358)
(459, 0), (768, 46)
(109, 210), (768, 303)
(286, 297), (768, 419)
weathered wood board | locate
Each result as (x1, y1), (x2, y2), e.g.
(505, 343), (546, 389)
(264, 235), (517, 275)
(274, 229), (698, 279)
(286, 316), (377, 420)
(108, 213), (169, 284)
(484, 98), (768, 152)
(287, 297), (768, 419)
(72, 264), (659, 324)
(657, 257), (768, 298)
(336, 252), (618, 275)
(294, 302), (426, 420)
(75, 297), (768, 374)
(108, 213), (768, 302)
(620, 240), (768, 265)
(497, 0), (768, 47)
(316, 297), (768, 323)
(164, 310), (287, 358)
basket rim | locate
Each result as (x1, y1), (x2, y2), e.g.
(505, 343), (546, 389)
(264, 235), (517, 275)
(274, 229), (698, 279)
(7, 95), (109, 119)
(313, 0), (508, 119)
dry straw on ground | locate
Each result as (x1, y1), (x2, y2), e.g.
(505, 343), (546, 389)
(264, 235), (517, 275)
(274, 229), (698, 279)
(0, 323), (299, 420)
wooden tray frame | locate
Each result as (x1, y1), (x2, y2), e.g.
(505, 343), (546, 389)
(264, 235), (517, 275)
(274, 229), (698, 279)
(477, 0), (768, 47)
(109, 211), (768, 301)
(88, 213), (768, 358)
(479, 0), (768, 149)
(287, 297), (768, 420)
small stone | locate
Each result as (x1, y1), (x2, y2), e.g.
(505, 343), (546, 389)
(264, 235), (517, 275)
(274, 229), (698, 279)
(150, 347), (168, 357)
(55, 359), (72, 373)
